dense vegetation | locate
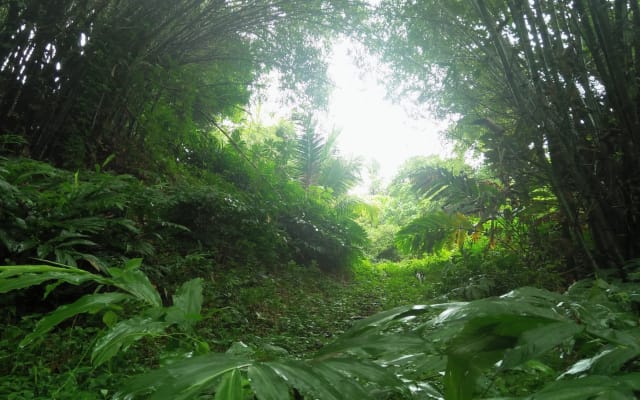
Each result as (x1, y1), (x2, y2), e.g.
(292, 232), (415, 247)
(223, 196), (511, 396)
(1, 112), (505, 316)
(1, 1), (639, 399)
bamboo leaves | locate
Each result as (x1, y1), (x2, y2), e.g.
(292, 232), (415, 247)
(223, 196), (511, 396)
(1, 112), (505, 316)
(370, 0), (640, 274)
(0, 0), (363, 168)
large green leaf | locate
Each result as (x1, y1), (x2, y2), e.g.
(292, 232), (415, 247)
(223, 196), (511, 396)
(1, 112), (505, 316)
(585, 326), (640, 348)
(117, 353), (252, 400)
(20, 292), (132, 347)
(319, 357), (408, 397)
(501, 321), (583, 370)
(589, 346), (640, 375)
(316, 304), (430, 358)
(214, 368), (244, 400)
(302, 362), (371, 398)
(433, 297), (564, 328)
(618, 372), (640, 390)
(319, 330), (426, 359)
(165, 278), (203, 329)
(108, 258), (162, 307)
(91, 317), (171, 366)
(526, 375), (639, 400)
(444, 354), (479, 400)
(348, 304), (429, 332)
(0, 264), (107, 294)
(320, 357), (402, 388)
(247, 363), (291, 400)
(561, 346), (640, 377)
(425, 288), (582, 399)
(265, 360), (345, 400)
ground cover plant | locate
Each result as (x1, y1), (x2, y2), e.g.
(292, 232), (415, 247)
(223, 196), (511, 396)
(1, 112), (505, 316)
(3, 259), (639, 399)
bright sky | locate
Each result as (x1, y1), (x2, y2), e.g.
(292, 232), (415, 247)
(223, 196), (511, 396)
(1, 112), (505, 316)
(251, 39), (451, 189)
(326, 40), (451, 184)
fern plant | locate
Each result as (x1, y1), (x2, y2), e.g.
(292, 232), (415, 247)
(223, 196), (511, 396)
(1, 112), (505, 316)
(396, 210), (473, 255)
(0, 158), (150, 270)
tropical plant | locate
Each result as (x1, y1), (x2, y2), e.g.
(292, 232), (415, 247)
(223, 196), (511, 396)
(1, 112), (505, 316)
(291, 115), (362, 196)
(0, 259), (205, 367)
(0, 157), (150, 270)
(278, 190), (368, 272)
(390, 158), (503, 257)
(396, 210), (473, 256)
(98, 275), (640, 399)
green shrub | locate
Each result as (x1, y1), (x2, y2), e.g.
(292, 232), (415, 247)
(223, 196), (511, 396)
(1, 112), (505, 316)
(157, 183), (283, 269)
(279, 197), (367, 272)
(0, 158), (151, 270)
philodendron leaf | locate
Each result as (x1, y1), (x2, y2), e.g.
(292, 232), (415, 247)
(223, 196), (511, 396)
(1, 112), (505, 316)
(108, 259), (162, 307)
(20, 292), (131, 347)
(165, 278), (203, 329)
(247, 363), (290, 400)
(117, 353), (252, 400)
(92, 317), (171, 366)
(214, 368), (244, 400)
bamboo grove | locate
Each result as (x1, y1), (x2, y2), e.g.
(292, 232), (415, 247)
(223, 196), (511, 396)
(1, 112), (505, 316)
(0, 0), (365, 169)
(370, 0), (640, 278)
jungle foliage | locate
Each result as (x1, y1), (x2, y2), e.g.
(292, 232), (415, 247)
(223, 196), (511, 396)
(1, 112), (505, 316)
(368, 0), (640, 279)
(1, 0), (640, 399)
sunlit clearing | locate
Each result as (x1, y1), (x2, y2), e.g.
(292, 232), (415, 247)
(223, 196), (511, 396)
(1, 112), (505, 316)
(250, 39), (452, 195)
(326, 39), (451, 193)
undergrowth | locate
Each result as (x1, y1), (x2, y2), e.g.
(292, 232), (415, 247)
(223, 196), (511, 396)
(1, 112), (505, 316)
(1, 157), (638, 399)
(0, 259), (434, 399)
(3, 259), (639, 399)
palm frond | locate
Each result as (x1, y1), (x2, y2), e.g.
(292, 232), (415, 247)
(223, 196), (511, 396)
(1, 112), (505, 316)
(396, 211), (473, 255)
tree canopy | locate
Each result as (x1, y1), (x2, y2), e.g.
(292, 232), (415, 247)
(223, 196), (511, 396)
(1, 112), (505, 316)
(0, 0), (366, 169)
